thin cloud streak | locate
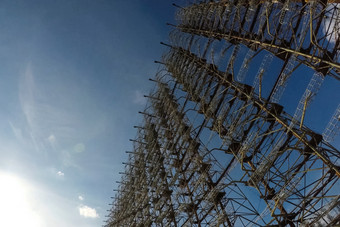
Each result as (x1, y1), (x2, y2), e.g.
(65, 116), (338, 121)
(18, 64), (82, 153)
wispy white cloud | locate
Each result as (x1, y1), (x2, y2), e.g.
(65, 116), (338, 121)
(57, 171), (64, 177)
(18, 63), (107, 159)
(133, 90), (147, 106)
(78, 195), (84, 201)
(18, 64), (82, 154)
(78, 205), (99, 218)
(19, 64), (44, 152)
(19, 64), (36, 130)
(9, 121), (24, 142)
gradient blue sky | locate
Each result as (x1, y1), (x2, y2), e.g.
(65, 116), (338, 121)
(0, 1), (339, 227)
(0, 0), (185, 226)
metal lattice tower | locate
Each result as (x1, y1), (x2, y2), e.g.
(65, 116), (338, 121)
(106, 0), (340, 226)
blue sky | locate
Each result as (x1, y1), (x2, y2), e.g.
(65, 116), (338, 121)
(0, 0), (185, 226)
(0, 1), (339, 226)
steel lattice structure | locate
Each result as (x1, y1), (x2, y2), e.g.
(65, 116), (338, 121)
(106, 0), (340, 226)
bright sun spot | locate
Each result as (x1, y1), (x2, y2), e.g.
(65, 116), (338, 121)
(0, 172), (42, 227)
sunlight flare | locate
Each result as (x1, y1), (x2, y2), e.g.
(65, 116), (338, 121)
(0, 172), (42, 227)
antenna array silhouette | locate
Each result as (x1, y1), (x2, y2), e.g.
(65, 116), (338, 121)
(106, 0), (340, 226)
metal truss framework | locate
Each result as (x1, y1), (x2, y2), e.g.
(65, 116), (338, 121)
(106, 0), (340, 226)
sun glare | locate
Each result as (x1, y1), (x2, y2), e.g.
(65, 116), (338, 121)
(0, 172), (42, 227)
